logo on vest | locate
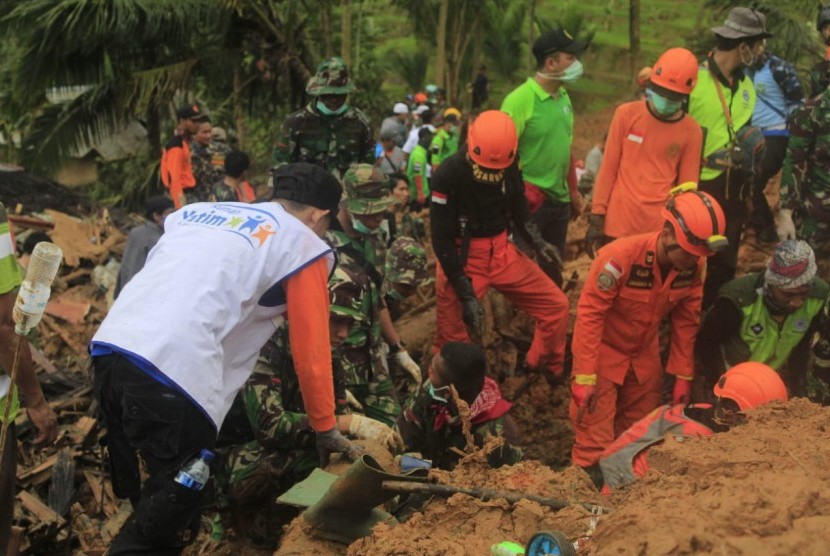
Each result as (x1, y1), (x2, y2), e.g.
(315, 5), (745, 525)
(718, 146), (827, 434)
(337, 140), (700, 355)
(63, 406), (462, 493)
(750, 323), (764, 335)
(742, 89), (750, 104)
(180, 204), (279, 249)
(793, 318), (809, 333)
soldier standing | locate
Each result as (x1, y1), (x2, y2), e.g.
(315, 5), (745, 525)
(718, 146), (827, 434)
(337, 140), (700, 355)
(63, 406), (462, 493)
(191, 118), (230, 202)
(326, 164), (423, 426)
(778, 84), (830, 276)
(273, 57), (374, 175)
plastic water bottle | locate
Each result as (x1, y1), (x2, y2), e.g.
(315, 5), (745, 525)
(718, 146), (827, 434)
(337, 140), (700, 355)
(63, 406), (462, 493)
(174, 449), (214, 491)
(13, 242), (63, 335)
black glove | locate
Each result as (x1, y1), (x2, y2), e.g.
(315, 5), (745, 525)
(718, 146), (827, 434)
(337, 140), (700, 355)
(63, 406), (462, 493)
(453, 276), (485, 343)
(525, 222), (563, 287)
(316, 427), (364, 467)
(585, 214), (606, 259)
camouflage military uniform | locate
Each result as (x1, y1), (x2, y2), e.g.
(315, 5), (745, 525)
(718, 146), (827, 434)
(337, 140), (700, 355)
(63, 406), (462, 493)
(272, 58), (374, 175)
(214, 268), (363, 508)
(780, 86), (830, 255)
(383, 236), (432, 319)
(397, 383), (523, 471)
(324, 164), (401, 425)
(190, 141), (231, 202)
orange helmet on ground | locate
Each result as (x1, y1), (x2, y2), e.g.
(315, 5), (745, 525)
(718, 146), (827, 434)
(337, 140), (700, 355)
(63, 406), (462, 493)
(468, 110), (518, 170)
(414, 92), (428, 104)
(650, 47), (699, 96)
(661, 184), (728, 257)
(713, 362), (788, 411)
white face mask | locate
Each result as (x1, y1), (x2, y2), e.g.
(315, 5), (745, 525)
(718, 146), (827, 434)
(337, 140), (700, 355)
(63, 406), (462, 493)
(536, 59), (584, 83)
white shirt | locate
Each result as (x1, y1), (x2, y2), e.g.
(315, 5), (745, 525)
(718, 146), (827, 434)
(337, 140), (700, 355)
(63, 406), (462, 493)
(93, 202), (334, 428)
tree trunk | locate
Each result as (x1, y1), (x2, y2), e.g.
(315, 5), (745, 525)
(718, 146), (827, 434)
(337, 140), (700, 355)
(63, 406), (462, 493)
(233, 65), (246, 150)
(321, 0), (333, 57)
(341, 0), (352, 65)
(629, 0), (641, 80)
(528, 0), (536, 73)
(435, 0), (449, 87)
(354, 0), (364, 75)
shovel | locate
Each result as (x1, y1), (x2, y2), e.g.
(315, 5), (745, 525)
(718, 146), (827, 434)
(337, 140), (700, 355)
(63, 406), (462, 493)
(277, 454), (429, 543)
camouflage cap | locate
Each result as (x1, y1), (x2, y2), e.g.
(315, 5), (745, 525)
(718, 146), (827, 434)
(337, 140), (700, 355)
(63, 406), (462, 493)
(385, 236), (433, 286)
(343, 163), (396, 215)
(306, 57), (356, 96)
(329, 266), (365, 323)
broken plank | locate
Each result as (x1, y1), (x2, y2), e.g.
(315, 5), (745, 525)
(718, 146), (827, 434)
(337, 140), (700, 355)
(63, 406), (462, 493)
(45, 295), (91, 325)
(72, 416), (97, 445)
(7, 214), (55, 231)
(41, 314), (86, 355)
(17, 490), (66, 527)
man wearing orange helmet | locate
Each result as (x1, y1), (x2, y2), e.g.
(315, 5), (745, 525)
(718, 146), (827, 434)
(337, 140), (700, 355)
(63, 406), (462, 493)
(597, 362), (788, 491)
(570, 187), (727, 472)
(586, 47), (704, 256)
(430, 110), (569, 377)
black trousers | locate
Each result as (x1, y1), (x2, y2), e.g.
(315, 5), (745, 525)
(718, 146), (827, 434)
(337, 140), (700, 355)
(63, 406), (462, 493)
(699, 171), (750, 309)
(749, 135), (789, 229)
(532, 198), (571, 259)
(94, 354), (216, 555)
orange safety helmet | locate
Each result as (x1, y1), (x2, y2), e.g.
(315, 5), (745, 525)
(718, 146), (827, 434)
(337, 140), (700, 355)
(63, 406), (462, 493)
(662, 184), (728, 257)
(414, 92), (428, 104)
(713, 362), (788, 411)
(467, 110), (518, 170)
(650, 47), (699, 96)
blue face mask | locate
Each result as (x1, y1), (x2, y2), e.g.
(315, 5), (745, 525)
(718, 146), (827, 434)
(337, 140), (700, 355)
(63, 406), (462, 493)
(351, 216), (382, 236)
(646, 89), (683, 117)
(316, 100), (348, 116)
(427, 383), (450, 403)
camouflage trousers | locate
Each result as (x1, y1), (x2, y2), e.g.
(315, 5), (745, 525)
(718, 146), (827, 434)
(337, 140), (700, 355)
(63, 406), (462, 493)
(348, 373), (401, 428)
(213, 441), (318, 510)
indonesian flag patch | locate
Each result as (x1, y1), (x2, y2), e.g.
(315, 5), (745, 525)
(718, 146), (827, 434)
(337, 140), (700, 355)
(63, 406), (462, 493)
(431, 191), (448, 205)
(603, 259), (623, 279)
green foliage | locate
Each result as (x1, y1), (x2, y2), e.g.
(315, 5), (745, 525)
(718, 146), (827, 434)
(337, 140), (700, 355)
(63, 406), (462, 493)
(483, 0), (526, 82)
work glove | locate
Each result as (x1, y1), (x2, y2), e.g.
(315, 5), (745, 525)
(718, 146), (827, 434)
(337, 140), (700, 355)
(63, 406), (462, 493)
(345, 389), (364, 411)
(571, 374), (597, 424)
(672, 375), (693, 406)
(392, 350), (422, 384)
(585, 214), (606, 259)
(525, 222), (564, 287)
(348, 414), (405, 453)
(777, 208), (796, 241)
(316, 427), (364, 467)
(453, 276), (485, 343)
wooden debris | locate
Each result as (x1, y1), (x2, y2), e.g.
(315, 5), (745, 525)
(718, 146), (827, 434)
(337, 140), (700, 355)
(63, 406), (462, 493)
(45, 292), (91, 325)
(41, 314), (87, 355)
(17, 490), (66, 527)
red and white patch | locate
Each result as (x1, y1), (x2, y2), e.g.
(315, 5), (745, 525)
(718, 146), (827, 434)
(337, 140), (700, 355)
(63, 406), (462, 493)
(603, 259), (623, 280)
(431, 191), (448, 205)
(626, 133), (644, 144)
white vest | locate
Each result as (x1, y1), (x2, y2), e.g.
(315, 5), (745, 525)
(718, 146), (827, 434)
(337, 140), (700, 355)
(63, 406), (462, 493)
(93, 202), (334, 428)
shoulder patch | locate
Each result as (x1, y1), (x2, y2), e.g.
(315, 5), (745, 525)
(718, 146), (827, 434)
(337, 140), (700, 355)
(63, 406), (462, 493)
(597, 271), (617, 291)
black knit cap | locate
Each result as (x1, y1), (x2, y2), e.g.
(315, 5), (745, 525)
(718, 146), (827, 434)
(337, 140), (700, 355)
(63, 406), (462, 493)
(271, 162), (342, 213)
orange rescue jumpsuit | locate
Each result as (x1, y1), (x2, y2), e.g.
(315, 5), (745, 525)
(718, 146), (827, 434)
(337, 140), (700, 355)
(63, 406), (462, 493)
(570, 232), (703, 466)
(160, 135), (196, 209)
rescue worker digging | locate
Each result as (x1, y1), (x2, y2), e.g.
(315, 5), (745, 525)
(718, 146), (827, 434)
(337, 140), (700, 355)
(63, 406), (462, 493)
(570, 187), (727, 474)
(430, 110), (569, 377)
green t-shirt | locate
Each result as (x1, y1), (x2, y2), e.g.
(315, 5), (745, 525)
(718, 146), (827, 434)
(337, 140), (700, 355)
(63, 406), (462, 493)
(0, 203), (23, 422)
(407, 144), (430, 198)
(501, 77), (574, 202)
